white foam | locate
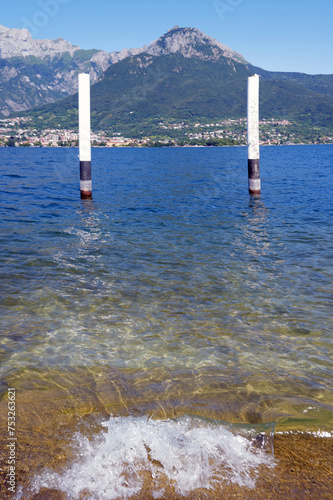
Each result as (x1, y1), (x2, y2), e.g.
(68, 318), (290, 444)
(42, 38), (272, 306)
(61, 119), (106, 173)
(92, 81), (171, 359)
(276, 429), (333, 438)
(27, 415), (274, 499)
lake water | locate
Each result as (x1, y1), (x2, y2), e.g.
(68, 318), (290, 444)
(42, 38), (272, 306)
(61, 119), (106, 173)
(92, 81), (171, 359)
(0, 145), (332, 499)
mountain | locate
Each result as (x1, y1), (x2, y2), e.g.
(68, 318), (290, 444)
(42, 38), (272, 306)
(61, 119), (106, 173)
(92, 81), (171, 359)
(0, 24), (147, 116)
(0, 25), (246, 117)
(0, 24), (80, 59)
(250, 66), (333, 98)
(135, 25), (247, 64)
(3, 25), (333, 137)
(0, 25), (107, 115)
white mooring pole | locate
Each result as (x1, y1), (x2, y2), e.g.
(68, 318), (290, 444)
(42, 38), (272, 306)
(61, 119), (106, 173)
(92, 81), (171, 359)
(247, 74), (261, 195)
(78, 73), (92, 199)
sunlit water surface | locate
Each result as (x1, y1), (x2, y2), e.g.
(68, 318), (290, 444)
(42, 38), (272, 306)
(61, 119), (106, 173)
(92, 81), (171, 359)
(1, 145), (332, 498)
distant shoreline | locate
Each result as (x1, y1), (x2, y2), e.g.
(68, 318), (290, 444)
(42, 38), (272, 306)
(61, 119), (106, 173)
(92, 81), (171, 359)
(1, 142), (333, 149)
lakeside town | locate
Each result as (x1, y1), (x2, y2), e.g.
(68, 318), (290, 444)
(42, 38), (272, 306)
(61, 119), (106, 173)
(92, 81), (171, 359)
(0, 116), (332, 147)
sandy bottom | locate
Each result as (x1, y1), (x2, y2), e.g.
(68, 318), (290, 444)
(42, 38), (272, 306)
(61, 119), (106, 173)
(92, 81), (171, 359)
(1, 369), (332, 499)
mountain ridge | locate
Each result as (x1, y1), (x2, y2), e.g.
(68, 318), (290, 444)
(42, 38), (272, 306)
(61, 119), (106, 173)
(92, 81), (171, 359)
(0, 24), (80, 59)
(1, 24), (333, 139)
(0, 24), (249, 116)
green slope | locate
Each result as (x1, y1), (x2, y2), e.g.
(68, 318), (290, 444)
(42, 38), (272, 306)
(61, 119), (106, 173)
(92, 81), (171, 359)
(16, 52), (333, 137)
(250, 65), (333, 97)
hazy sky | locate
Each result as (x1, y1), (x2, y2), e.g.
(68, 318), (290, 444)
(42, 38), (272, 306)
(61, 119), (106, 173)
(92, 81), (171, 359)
(2, 0), (332, 74)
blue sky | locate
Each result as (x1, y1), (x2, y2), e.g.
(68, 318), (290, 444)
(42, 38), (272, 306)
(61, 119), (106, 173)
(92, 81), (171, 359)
(2, 0), (332, 74)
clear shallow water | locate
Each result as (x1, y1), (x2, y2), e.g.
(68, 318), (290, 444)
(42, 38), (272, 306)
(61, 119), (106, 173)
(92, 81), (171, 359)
(1, 145), (333, 497)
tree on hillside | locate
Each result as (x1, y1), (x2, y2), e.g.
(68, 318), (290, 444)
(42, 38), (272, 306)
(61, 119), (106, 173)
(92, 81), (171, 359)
(6, 136), (16, 147)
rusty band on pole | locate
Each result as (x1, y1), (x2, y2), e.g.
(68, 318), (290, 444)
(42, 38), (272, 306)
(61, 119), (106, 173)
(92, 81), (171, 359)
(248, 159), (261, 195)
(80, 160), (92, 199)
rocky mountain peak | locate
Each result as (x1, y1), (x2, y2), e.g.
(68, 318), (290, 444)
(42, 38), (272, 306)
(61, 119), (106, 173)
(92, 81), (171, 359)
(0, 24), (79, 59)
(109, 26), (247, 65)
(0, 25), (31, 41)
(145, 26), (247, 64)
